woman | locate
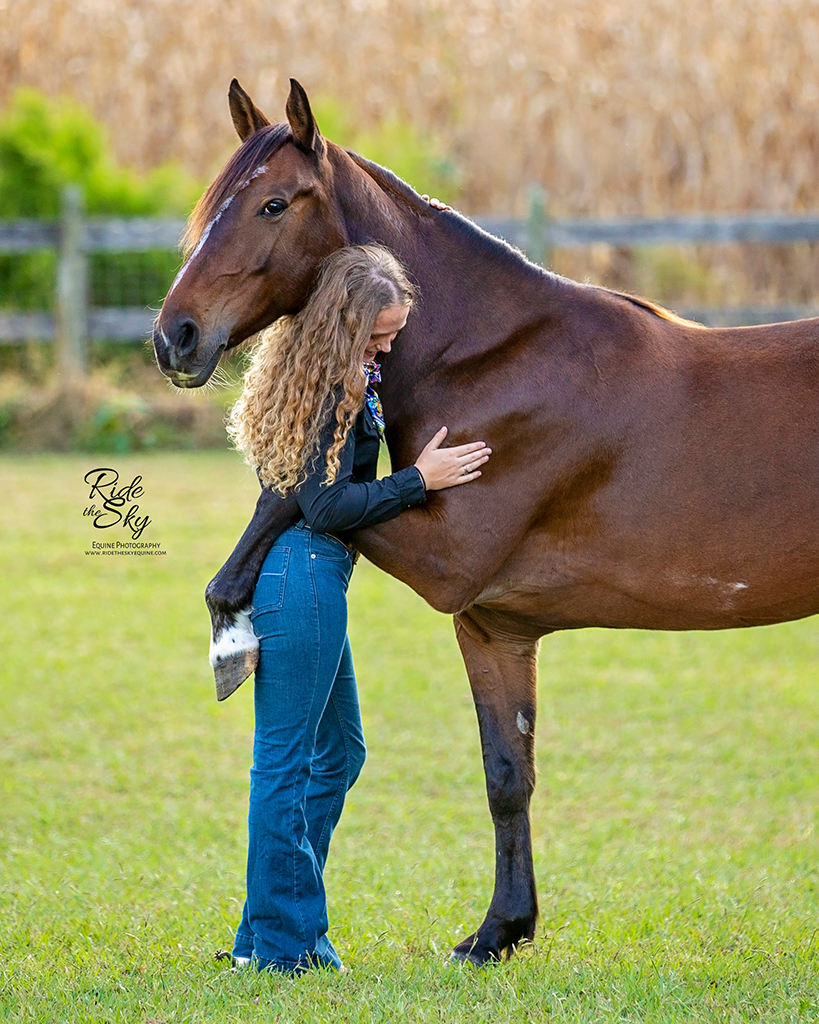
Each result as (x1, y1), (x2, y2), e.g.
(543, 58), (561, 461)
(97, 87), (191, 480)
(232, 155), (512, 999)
(226, 244), (491, 973)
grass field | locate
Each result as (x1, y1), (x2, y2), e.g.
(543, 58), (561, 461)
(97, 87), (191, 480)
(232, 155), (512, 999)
(1, 452), (818, 1023)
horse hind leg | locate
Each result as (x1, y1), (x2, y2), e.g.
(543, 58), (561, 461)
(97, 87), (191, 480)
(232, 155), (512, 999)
(451, 607), (540, 965)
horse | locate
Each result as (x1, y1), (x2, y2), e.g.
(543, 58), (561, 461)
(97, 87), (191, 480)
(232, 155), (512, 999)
(153, 78), (819, 965)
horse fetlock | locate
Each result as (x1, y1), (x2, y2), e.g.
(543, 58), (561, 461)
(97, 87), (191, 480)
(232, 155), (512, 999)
(205, 573), (254, 616)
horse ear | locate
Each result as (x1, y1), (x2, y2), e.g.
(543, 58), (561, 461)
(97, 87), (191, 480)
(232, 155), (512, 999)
(228, 79), (271, 141)
(285, 78), (320, 153)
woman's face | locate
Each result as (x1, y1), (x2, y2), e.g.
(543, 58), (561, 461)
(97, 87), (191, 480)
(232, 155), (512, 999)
(363, 304), (409, 362)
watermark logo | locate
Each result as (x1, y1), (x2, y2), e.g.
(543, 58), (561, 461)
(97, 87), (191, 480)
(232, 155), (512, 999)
(82, 467), (166, 557)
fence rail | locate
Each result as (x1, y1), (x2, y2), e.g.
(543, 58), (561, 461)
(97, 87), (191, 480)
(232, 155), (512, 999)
(2, 187), (819, 375)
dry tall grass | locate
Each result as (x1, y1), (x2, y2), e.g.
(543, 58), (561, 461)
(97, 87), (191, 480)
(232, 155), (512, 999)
(3, 0), (819, 304)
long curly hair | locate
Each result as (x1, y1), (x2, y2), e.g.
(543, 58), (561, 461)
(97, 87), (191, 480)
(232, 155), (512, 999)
(228, 245), (415, 494)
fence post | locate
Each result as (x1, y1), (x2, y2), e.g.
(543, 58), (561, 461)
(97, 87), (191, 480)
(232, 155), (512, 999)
(56, 185), (88, 380)
(526, 186), (551, 267)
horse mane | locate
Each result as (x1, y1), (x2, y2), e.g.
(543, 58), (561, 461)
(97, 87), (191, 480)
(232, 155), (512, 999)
(348, 154), (710, 330)
(610, 290), (705, 328)
(346, 149), (558, 286)
(182, 123), (292, 256)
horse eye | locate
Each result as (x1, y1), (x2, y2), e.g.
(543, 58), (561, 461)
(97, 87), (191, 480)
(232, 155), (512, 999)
(261, 199), (287, 218)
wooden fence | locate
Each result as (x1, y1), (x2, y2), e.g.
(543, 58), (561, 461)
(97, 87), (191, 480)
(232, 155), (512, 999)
(2, 186), (819, 377)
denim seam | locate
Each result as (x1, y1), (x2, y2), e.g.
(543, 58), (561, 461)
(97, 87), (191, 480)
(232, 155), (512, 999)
(234, 925), (255, 958)
(313, 690), (351, 858)
(286, 532), (323, 951)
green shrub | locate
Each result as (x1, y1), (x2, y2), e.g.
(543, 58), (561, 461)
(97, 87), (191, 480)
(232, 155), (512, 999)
(0, 376), (230, 453)
(0, 88), (198, 218)
(0, 89), (200, 318)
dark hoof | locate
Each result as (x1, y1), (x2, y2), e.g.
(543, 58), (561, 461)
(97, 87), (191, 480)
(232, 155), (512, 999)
(449, 935), (499, 967)
(214, 649), (258, 701)
(448, 950), (487, 967)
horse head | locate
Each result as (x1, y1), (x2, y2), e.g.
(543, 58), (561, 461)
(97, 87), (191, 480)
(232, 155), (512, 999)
(153, 79), (348, 388)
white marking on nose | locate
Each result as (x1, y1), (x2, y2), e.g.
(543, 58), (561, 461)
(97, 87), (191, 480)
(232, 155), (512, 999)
(516, 712), (530, 735)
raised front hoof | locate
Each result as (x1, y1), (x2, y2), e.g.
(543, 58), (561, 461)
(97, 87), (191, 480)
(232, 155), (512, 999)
(213, 650), (258, 701)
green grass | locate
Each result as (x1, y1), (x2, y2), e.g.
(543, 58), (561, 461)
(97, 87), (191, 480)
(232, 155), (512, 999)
(0, 452), (817, 1023)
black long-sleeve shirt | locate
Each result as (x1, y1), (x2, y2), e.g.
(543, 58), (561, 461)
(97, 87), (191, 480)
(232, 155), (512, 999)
(295, 404), (427, 533)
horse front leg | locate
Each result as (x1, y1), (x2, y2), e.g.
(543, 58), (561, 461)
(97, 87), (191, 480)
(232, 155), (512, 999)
(451, 606), (540, 964)
(206, 488), (300, 700)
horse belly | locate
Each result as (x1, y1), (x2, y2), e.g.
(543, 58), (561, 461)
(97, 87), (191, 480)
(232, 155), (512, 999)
(481, 368), (819, 632)
(474, 512), (819, 633)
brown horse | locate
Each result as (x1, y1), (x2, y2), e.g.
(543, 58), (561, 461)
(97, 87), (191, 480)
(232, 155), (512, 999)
(153, 78), (819, 965)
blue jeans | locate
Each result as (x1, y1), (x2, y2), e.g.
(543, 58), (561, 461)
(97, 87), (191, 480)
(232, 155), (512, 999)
(232, 523), (365, 972)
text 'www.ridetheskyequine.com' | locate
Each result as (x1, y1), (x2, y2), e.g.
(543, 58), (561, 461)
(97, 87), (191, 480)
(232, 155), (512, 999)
(85, 541), (167, 556)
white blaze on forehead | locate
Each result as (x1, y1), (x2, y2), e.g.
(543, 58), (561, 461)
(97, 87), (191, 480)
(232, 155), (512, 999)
(168, 196), (233, 296)
(167, 164), (269, 298)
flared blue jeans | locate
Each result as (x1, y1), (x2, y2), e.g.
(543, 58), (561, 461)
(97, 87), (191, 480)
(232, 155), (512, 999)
(232, 522), (365, 972)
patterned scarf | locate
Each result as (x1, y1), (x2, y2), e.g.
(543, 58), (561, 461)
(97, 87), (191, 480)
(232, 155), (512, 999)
(363, 361), (385, 439)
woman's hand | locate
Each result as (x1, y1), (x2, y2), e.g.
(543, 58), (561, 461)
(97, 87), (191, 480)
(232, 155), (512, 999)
(414, 426), (491, 491)
(421, 194), (452, 211)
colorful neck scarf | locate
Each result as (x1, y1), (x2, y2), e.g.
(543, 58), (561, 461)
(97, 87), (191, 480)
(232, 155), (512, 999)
(363, 361), (385, 440)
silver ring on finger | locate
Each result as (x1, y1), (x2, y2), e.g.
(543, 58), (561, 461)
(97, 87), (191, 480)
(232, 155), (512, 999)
(462, 464), (470, 476)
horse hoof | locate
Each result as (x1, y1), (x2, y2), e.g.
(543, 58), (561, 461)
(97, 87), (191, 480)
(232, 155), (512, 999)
(449, 939), (497, 967)
(213, 649), (258, 701)
(448, 950), (495, 968)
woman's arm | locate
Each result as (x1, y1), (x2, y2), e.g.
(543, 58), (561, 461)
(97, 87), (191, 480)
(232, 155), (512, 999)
(297, 418), (426, 532)
(298, 419), (492, 534)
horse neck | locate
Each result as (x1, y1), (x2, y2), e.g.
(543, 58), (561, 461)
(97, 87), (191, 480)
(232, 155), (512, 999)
(330, 148), (560, 377)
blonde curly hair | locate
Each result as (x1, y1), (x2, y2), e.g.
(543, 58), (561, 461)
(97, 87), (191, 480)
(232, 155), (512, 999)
(228, 245), (415, 494)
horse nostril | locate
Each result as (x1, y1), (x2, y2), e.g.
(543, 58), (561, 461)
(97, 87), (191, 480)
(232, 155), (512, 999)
(176, 318), (200, 358)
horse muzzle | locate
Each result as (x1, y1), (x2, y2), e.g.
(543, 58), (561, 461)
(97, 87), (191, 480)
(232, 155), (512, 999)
(152, 316), (226, 388)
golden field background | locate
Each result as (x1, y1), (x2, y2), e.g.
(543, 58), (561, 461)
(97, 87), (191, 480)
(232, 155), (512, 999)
(3, 0), (819, 305)
(5, 0), (819, 215)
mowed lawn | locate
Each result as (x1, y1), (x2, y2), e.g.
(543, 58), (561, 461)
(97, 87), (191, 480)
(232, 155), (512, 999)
(1, 452), (817, 1023)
